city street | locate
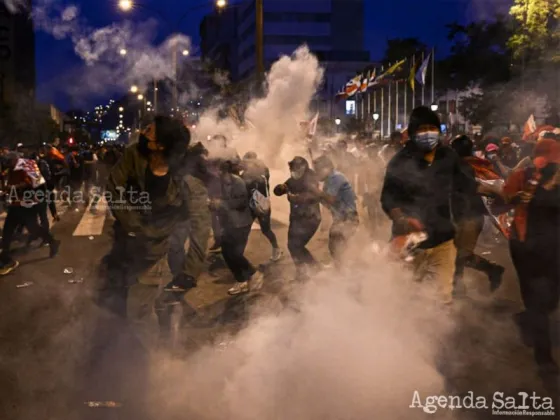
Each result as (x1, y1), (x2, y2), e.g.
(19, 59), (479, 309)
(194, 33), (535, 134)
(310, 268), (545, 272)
(0, 197), (557, 419)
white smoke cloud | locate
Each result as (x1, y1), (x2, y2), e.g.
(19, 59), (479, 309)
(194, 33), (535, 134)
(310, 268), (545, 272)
(196, 45), (323, 168)
(1, 0), (28, 13)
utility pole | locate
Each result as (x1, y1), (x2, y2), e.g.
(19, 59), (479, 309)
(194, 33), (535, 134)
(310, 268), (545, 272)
(255, 0), (264, 80)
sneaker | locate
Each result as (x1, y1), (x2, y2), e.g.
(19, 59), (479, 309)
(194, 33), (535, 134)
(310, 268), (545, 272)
(270, 248), (284, 262)
(49, 239), (61, 258)
(250, 271), (264, 292)
(0, 260), (19, 276)
(228, 281), (250, 296)
(488, 264), (505, 292)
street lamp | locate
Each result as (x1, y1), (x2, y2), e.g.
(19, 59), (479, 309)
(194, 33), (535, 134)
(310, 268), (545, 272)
(119, 48), (127, 56)
(373, 112), (380, 122)
(182, 49), (189, 56)
(119, 107), (124, 112)
(118, 0), (133, 11)
(335, 118), (341, 126)
(130, 85), (138, 93)
(137, 94), (144, 100)
(216, 0), (227, 8)
(430, 103), (439, 112)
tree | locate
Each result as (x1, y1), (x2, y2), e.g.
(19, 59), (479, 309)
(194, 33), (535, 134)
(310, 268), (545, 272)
(439, 18), (513, 90)
(382, 38), (426, 66)
(508, 0), (559, 62)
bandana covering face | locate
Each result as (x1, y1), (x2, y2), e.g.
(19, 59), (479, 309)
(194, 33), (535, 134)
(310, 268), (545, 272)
(413, 129), (439, 152)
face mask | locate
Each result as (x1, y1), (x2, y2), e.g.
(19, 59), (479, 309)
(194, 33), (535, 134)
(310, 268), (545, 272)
(413, 131), (439, 152)
(290, 169), (305, 180)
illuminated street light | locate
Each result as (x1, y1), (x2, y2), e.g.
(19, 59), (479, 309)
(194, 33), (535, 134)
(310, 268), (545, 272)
(216, 0), (227, 8)
(335, 118), (341, 126)
(372, 112), (380, 121)
(119, 114), (123, 118)
(130, 85), (138, 93)
(119, 48), (127, 56)
(182, 49), (189, 56)
(118, 0), (133, 11)
(137, 94), (144, 100)
(146, 101), (152, 106)
(119, 107), (124, 112)
(431, 103), (439, 112)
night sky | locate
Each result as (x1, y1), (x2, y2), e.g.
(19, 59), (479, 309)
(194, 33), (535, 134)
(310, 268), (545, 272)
(34, 0), (511, 110)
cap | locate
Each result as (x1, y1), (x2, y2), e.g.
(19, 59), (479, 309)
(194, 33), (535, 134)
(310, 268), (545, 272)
(408, 106), (441, 139)
(485, 143), (499, 153)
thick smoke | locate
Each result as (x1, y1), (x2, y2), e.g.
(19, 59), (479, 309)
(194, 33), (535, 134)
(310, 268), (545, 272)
(196, 45), (323, 168)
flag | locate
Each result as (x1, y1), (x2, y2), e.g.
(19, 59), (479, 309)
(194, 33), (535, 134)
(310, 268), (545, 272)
(367, 68), (377, 87)
(345, 74), (362, 97)
(334, 86), (348, 102)
(522, 114), (537, 141)
(360, 71), (370, 93)
(415, 53), (431, 85)
(376, 59), (406, 84)
(308, 112), (319, 137)
(409, 58), (417, 91)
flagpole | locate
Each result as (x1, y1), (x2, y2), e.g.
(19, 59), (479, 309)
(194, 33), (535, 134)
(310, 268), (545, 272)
(367, 90), (371, 119)
(388, 81), (392, 134)
(411, 55), (415, 110)
(404, 77), (407, 124)
(361, 93), (365, 121)
(421, 51), (425, 106)
(431, 47), (435, 105)
(395, 80), (400, 129)
(381, 87), (385, 139)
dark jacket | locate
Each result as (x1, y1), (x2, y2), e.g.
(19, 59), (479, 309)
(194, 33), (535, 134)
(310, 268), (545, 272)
(106, 144), (209, 281)
(283, 169), (322, 222)
(241, 158), (270, 197)
(381, 142), (478, 249)
(217, 174), (253, 229)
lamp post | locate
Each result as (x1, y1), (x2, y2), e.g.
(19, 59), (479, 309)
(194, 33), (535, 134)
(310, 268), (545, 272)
(118, 0), (237, 112)
(430, 103), (439, 112)
(335, 118), (341, 133)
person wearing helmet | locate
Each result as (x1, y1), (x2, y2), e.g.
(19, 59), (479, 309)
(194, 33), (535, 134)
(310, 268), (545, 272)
(274, 156), (321, 280)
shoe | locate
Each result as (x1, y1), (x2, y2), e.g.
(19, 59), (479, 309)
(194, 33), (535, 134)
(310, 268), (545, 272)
(250, 271), (264, 292)
(49, 239), (61, 258)
(0, 260), (19, 275)
(164, 274), (196, 293)
(270, 248), (284, 262)
(209, 242), (222, 253)
(488, 264), (505, 292)
(228, 281), (250, 296)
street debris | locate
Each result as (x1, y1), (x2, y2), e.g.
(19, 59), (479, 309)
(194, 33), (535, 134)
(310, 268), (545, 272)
(68, 278), (84, 284)
(16, 282), (33, 288)
(84, 401), (122, 408)
(63, 268), (74, 274)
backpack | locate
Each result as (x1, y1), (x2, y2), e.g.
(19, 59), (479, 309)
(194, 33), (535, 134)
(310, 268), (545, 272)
(249, 175), (271, 216)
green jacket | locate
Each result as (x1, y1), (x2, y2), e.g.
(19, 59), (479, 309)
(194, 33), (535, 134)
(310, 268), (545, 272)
(106, 144), (210, 284)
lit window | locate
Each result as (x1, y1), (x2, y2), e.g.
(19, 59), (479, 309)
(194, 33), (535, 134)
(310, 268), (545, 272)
(345, 100), (356, 116)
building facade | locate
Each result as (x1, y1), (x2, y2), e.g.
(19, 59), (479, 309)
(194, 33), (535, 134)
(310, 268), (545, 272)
(0, 1), (35, 104)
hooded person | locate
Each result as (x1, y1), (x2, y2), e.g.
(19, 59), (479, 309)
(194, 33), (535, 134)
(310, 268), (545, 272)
(98, 116), (210, 339)
(274, 156), (322, 280)
(449, 135), (505, 295)
(502, 139), (560, 375)
(380, 106), (501, 304)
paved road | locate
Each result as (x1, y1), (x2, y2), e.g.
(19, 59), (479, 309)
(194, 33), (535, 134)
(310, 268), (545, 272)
(0, 200), (557, 419)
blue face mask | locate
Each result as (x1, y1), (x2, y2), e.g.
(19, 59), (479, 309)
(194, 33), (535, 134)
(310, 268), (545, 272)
(413, 131), (439, 151)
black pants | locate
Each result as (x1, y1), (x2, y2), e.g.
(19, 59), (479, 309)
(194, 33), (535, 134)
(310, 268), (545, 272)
(454, 217), (496, 284)
(37, 201), (50, 233)
(253, 210), (278, 249)
(510, 239), (560, 365)
(0, 205), (53, 263)
(221, 225), (255, 283)
(288, 218), (320, 267)
(168, 220), (189, 277)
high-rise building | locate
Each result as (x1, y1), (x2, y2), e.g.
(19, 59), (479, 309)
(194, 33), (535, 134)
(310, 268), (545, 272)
(200, 0), (369, 81)
(0, 1), (36, 103)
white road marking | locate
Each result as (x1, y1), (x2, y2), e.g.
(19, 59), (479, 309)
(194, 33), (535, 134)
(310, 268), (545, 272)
(73, 197), (108, 237)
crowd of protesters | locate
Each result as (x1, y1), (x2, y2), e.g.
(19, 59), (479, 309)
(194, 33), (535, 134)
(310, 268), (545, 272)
(1, 107), (558, 378)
